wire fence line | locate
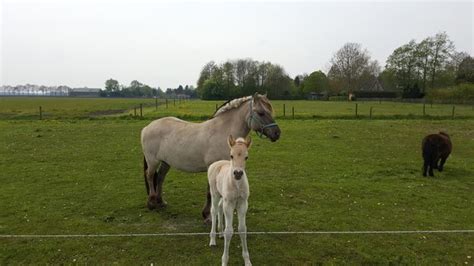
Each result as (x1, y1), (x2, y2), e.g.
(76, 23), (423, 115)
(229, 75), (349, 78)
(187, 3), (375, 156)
(2, 229), (473, 238)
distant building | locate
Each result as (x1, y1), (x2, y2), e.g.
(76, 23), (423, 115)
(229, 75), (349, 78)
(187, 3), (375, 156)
(70, 88), (101, 97)
(307, 92), (327, 100)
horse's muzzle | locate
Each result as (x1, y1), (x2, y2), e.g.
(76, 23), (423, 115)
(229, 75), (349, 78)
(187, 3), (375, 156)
(268, 127), (281, 142)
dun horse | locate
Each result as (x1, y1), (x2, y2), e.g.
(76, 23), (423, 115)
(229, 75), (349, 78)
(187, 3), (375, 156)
(208, 135), (252, 266)
(140, 93), (280, 222)
(422, 131), (452, 177)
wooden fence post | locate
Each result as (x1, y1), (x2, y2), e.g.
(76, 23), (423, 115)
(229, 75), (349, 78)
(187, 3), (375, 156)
(39, 106), (42, 120)
(452, 106), (455, 119)
(155, 98), (158, 111)
(283, 104), (286, 117)
(134, 107), (137, 117)
(140, 104), (143, 117)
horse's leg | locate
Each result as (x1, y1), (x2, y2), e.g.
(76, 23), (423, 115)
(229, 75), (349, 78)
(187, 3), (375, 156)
(428, 157), (435, 177)
(237, 200), (251, 266)
(155, 161), (170, 208)
(143, 157), (158, 195)
(222, 199), (235, 266)
(202, 184), (212, 224)
(422, 158), (428, 177)
(145, 158), (159, 210)
(438, 156), (447, 172)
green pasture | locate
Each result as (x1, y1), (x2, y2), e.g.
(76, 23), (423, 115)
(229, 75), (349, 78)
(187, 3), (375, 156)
(1, 97), (474, 120)
(1, 116), (473, 264)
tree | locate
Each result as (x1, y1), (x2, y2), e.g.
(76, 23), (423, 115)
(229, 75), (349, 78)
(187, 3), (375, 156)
(328, 43), (373, 93)
(196, 58), (293, 99)
(428, 32), (455, 88)
(456, 56), (474, 83)
(197, 61), (216, 97)
(301, 71), (329, 95)
(386, 40), (419, 92)
(385, 32), (458, 93)
(105, 79), (119, 92)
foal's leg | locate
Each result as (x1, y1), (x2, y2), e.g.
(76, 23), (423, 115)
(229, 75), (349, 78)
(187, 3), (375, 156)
(218, 198), (224, 238)
(222, 199), (235, 266)
(155, 161), (170, 208)
(237, 200), (251, 266)
(209, 195), (220, 247)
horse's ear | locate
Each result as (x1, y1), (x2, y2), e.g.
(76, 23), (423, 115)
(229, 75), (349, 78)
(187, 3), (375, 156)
(228, 135), (235, 148)
(253, 92), (259, 103)
(245, 135), (252, 149)
(263, 92), (267, 98)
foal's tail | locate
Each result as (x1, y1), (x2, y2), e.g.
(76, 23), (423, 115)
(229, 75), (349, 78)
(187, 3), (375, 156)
(143, 156), (150, 195)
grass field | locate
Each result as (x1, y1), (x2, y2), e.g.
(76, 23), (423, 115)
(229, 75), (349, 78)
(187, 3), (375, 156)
(1, 97), (474, 264)
(1, 97), (474, 120)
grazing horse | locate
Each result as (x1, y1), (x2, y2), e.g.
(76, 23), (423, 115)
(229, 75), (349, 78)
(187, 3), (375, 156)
(140, 93), (280, 222)
(422, 131), (452, 177)
(208, 135), (252, 266)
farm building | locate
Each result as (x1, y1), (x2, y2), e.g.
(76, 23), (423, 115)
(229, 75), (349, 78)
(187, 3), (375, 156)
(70, 88), (101, 97)
(307, 92), (328, 100)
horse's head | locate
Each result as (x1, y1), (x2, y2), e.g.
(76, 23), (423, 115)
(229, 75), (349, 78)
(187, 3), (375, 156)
(228, 135), (252, 180)
(248, 93), (281, 142)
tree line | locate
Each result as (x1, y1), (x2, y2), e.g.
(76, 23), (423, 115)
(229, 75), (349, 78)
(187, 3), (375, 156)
(196, 32), (472, 100)
(100, 79), (197, 98)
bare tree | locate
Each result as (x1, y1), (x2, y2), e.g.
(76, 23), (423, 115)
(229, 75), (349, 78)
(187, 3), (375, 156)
(328, 43), (372, 92)
(429, 32), (455, 87)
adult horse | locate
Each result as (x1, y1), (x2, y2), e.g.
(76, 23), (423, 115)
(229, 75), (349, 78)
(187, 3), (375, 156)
(141, 93), (280, 222)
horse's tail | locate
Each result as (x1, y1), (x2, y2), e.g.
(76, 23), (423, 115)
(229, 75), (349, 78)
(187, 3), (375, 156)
(143, 156), (150, 195)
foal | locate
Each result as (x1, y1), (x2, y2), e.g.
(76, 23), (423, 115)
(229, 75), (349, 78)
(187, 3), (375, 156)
(208, 135), (252, 266)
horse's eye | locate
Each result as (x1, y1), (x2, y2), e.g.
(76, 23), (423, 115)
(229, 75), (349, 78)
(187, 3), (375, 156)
(258, 112), (265, 116)
(230, 155), (234, 159)
(245, 156), (248, 160)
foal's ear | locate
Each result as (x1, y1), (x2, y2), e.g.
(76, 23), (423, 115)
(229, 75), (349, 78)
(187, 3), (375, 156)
(245, 135), (252, 149)
(228, 135), (236, 148)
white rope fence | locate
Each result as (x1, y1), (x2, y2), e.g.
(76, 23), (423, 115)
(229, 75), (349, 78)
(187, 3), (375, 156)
(2, 229), (473, 238)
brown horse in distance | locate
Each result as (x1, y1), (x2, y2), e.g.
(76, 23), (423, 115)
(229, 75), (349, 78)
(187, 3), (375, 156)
(422, 132), (452, 177)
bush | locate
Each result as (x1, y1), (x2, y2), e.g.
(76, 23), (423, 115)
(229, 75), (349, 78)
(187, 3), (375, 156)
(426, 83), (474, 103)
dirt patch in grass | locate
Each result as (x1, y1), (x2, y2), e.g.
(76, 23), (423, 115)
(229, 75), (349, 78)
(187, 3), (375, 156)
(88, 109), (127, 116)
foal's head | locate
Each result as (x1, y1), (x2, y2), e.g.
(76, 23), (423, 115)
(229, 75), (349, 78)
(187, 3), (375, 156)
(227, 135), (252, 180)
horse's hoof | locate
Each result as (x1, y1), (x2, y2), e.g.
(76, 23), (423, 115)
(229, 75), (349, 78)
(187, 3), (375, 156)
(147, 200), (157, 210)
(147, 195), (158, 210)
(156, 200), (168, 209)
(203, 217), (212, 226)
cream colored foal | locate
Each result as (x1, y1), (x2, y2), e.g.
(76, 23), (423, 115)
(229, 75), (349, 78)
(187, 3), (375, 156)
(207, 135), (252, 266)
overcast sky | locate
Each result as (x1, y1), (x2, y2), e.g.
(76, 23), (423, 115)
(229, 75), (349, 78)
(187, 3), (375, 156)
(1, 0), (473, 89)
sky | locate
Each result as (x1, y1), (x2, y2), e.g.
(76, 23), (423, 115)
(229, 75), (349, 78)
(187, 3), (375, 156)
(1, 0), (473, 89)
